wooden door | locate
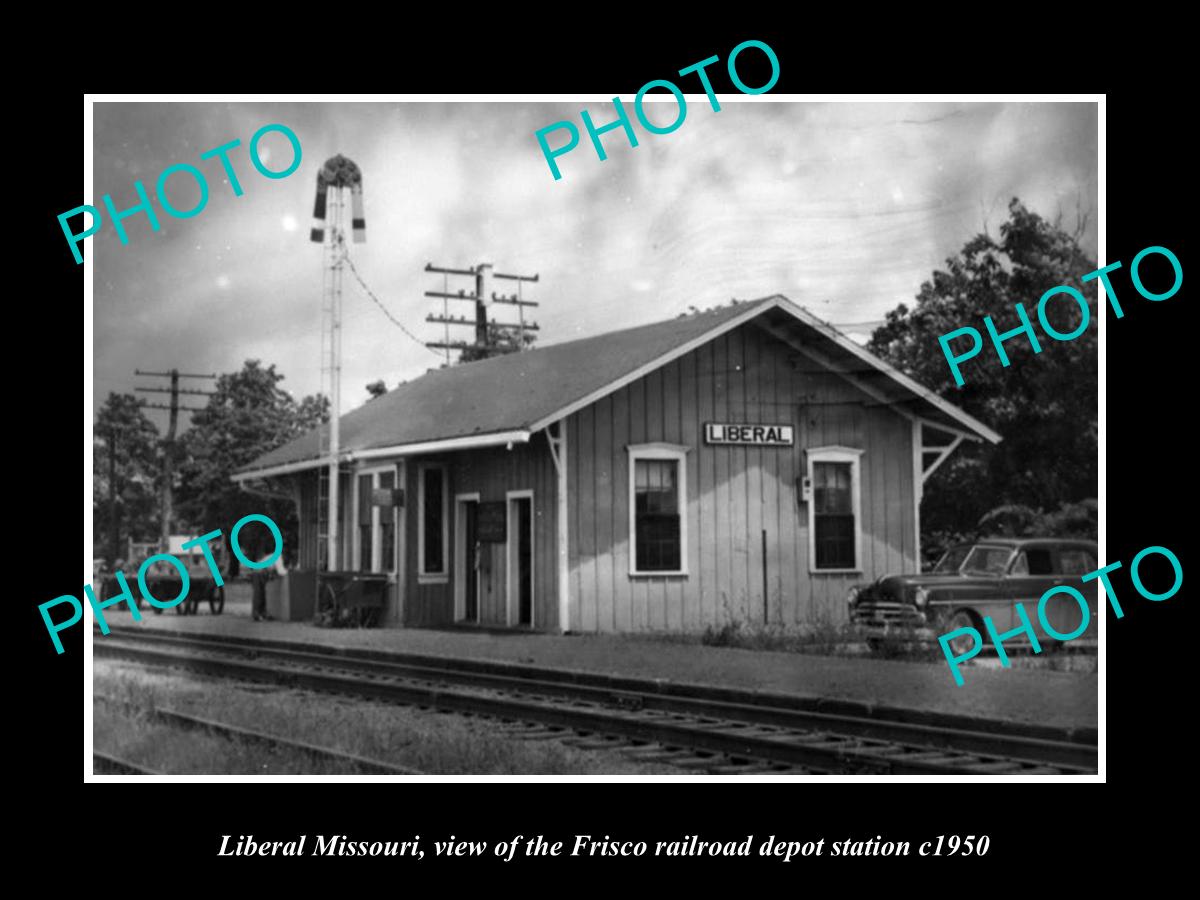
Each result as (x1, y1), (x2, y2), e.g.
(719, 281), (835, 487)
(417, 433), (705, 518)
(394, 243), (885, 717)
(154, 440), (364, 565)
(463, 501), (479, 622)
(513, 496), (533, 626)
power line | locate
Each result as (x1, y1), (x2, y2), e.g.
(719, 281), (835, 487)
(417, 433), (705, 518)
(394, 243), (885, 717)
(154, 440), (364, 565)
(341, 251), (443, 358)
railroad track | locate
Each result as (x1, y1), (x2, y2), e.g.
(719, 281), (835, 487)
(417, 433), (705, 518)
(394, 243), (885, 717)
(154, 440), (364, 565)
(94, 694), (421, 775)
(93, 750), (160, 775)
(95, 625), (1097, 775)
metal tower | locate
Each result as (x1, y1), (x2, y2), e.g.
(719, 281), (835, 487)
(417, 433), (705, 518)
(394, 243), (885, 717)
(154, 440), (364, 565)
(311, 155), (365, 574)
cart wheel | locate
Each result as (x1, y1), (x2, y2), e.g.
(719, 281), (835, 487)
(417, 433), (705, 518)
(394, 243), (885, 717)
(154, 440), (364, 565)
(174, 598), (186, 615)
(210, 585), (225, 615)
(184, 591), (198, 615)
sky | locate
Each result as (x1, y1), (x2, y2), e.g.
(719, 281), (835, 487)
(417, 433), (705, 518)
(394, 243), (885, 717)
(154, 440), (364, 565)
(90, 99), (1097, 433)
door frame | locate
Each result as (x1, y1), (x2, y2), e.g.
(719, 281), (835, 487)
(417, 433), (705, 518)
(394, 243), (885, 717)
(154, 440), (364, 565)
(352, 463), (401, 574)
(454, 493), (481, 623)
(506, 490), (535, 628)
(351, 462), (405, 624)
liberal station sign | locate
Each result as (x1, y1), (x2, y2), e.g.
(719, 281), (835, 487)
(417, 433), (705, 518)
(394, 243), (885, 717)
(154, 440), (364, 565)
(704, 422), (794, 446)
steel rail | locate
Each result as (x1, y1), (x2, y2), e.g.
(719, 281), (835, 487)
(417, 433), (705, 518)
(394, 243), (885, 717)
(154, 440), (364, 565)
(101, 625), (1096, 769)
(95, 633), (1095, 775)
(100, 624), (1095, 746)
(93, 750), (161, 775)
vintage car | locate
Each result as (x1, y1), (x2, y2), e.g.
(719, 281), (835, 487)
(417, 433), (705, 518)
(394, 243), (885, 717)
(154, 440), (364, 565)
(847, 537), (1100, 654)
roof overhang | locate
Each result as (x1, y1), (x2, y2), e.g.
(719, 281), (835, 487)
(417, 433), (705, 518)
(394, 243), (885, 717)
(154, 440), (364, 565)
(233, 293), (998, 485)
(231, 429), (532, 484)
(752, 298), (1001, 444)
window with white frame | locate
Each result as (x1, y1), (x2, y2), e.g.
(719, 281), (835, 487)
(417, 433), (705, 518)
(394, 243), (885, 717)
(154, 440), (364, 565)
(354, 467), (398, 574)
(418, 463), (449, 581)
(807, 447), (863, 572)
(627, 444), (688, 576)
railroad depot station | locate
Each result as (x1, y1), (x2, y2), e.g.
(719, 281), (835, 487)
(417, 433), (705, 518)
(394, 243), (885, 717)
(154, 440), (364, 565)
(233, 295), (999, 634)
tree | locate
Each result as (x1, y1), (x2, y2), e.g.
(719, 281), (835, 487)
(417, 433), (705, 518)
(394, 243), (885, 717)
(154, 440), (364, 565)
(365, 379), (388, 399)
(175, 360), (328, 571)
(458, 323), (537, 363)
(93, 392), (161, 562)
(296, 392), (331, 430)
(868, 199), (1097, 554)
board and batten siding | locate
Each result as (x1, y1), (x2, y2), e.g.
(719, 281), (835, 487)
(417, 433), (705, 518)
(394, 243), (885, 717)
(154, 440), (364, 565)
(294, 468), (402, 620)
(292, 470), (355, 571)
(401, 432), (559, 630)
(290, 436), (558, 629)
(565, 321), (917, 633)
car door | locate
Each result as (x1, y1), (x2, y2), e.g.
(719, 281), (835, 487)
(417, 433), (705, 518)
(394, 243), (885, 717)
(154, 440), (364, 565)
(1003, 547), (1060, 645)
(1046, 545), (1099, 643)
(945, 545), (1014, 633)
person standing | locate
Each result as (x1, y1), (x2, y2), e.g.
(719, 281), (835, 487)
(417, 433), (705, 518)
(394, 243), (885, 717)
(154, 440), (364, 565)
(251, 547), (288, 622)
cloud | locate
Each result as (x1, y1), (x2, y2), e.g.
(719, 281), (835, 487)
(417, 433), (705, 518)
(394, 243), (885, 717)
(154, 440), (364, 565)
(93, 100), (1098, 414)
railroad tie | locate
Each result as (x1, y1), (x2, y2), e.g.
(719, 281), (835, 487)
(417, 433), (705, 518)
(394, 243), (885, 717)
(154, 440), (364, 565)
(508, 728), (570, 741)
(890, 751), (979, 770)
(622, 743), (687, 761)
(564, 736), (630, 750)
(850, 744), (914, 758)
(771, 731), (836, 744)
(95, 630), (1097, 776)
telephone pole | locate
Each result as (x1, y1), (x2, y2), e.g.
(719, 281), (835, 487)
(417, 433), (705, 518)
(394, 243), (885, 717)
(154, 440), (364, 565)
(107, 425), (119, 565)
(135, 368), (217, 547)
(423, 262), (540, 362)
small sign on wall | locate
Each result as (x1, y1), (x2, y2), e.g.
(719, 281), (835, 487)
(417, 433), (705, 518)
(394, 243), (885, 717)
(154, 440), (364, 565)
(704, 422), (794, 446)
(477, 501), (508, 542)
(371, 487), (404, 507)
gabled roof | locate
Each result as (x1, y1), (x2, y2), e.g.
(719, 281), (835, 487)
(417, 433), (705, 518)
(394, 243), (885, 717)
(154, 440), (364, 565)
(233, 295), (1000, 481)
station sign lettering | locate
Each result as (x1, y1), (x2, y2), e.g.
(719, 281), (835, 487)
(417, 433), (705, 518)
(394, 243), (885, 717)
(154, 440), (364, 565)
(704, 422), (794, 446)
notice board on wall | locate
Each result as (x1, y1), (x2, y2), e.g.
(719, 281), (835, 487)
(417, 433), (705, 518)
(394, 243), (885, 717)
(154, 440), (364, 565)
(477, 501), (507, 542)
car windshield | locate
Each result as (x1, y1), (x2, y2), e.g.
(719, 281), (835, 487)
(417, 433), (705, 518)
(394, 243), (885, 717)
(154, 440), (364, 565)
(933, 545), (972, 574)
(960, 545), (1014, 576)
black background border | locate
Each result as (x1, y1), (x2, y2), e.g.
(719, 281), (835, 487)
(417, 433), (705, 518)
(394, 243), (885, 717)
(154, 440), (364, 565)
(24, 24), (1189, 883)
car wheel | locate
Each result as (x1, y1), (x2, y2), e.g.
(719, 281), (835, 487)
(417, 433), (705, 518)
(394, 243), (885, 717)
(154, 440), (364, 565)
(943, 610), (983, 656)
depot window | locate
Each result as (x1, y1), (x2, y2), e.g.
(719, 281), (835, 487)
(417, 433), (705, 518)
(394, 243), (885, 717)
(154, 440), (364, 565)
(354, 467), (399, 574)
(807, 447), (863, 573)
(627, 444), (689, 576)
(418, 463), (448, 582)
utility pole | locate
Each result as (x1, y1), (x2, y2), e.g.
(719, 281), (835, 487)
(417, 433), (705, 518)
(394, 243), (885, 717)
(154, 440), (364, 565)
(424, 262), (540, 362)
(135, 368), (217, 548)
(108, 425), (119, 566)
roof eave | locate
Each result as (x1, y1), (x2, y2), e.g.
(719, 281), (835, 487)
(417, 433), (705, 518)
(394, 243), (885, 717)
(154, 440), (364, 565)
(230, 429), (533, 484)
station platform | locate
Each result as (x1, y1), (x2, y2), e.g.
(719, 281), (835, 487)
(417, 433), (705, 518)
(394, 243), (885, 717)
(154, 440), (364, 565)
(95, 598), (1098, 732)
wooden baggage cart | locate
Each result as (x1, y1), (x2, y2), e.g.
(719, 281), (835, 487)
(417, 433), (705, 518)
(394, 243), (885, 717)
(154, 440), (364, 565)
(315, 571), (388, 627)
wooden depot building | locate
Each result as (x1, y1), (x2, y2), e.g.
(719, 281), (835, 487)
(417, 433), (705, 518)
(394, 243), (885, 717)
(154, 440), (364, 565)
(232, 295), (1000, 633)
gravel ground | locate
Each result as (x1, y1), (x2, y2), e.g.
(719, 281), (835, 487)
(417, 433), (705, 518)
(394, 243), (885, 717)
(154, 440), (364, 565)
(94, 591), (1098, 730)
